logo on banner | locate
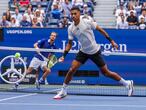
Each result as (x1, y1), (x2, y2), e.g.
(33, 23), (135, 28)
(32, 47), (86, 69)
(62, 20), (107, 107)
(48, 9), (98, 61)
(61, 40), (127, 52)
(6, 29), (32, 34)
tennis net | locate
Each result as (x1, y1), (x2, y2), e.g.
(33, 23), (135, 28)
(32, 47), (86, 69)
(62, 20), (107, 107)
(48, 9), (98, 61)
(0, 46), (146, 96)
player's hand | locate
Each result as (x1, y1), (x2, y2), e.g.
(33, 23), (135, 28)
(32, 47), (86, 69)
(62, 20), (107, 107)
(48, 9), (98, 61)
(35, 47), (40, 53)
(58, 56), (64, 62)
(111, 40), (118, 49)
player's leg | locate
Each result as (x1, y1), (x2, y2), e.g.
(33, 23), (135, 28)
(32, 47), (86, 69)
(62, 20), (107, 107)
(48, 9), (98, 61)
(90, 50), (134, 96)
(34, 69), (39, 84)
(36, 66), (50, 89)
(26, 67), (35, 74)
(14, 57), (40, 89)
(53, 60), (82, 99)
(39, 66), (51, 83)
(100, 65), (133, 96)
(53, 51), (88, 99)
(45, 78), (49, 85)
(38, 60), (51, 83)
(64, 60), (82, 84)
(28, 57), (42, 89)
(27, 57), (40, 85)
(27, 57), (41, 74)
(14, 67), (35, 89)
(63, 51), (88, 85)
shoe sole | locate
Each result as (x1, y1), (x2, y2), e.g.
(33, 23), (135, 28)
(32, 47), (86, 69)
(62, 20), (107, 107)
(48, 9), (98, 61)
(128, 80), (134, 96)
(53, 95), (67, 100)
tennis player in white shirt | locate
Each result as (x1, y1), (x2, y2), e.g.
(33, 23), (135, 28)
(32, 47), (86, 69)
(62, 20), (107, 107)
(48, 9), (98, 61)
(54, 6), (134, 99)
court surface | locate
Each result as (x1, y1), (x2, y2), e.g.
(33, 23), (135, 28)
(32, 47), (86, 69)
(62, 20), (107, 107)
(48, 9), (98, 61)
(0, 92), (146, 110)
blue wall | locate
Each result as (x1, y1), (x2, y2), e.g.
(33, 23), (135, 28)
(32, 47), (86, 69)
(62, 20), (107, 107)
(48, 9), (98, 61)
(0, 28), (146, 85)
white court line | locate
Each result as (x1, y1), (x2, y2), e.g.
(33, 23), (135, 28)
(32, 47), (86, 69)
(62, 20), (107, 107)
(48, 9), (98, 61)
(0, 88), (60, 102)
(42, 88), (60, 93)
(0, 103), (146, 108)
(0, 93), (37, 102)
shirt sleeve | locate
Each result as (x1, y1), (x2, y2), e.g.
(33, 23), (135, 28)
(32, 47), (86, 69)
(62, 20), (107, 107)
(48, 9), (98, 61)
(68, 25), (74, 40)
(86, 19), (97, 30)
(37, 39), (46, 48)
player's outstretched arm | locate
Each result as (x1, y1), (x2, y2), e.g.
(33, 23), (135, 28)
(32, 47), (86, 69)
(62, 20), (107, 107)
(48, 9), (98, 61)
(59, 40), (73, 62)
(34, 42), (41, 53)
(96, 25), (118, 49)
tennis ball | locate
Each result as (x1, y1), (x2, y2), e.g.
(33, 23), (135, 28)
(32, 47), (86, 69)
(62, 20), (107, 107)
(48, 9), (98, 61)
(14, 52), (21, 58)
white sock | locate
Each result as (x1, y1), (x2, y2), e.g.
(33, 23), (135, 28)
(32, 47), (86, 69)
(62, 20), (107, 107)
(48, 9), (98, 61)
(45, 79), (48, 82)
(119, 78), (129, 86)
(39, 77), (43, 83)
(35, 77), (38, 81)
(62, 83), (67, 90)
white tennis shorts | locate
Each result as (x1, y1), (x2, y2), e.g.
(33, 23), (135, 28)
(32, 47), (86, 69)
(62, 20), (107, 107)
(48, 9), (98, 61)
(29, 57), (47, 70)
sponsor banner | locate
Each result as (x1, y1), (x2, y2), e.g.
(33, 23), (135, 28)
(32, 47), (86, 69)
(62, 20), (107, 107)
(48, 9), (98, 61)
(0, 28), (146, 85)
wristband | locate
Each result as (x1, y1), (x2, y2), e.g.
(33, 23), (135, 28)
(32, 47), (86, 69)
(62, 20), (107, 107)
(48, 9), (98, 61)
(63, 50), (68, 58)
(106, 37), (113, 42)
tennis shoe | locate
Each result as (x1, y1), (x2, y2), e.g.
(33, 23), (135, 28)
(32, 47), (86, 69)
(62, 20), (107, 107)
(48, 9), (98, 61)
(53, 89), (67, 99)
(45, 80), (49, 85)
(14, 82), (19, 90)
(127, 80), (134, 96)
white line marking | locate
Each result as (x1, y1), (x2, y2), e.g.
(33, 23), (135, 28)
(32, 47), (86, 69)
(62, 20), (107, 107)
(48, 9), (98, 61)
(0, 93), (37, 102)
(43, 88), (60, 93)
(0, 103), (146, 108)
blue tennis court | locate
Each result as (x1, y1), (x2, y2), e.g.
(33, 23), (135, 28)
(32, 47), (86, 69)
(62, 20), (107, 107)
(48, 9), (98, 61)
(0, 92), (146, 110)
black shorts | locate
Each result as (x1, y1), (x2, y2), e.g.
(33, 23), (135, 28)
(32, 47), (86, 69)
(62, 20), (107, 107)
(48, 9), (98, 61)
(75, 50), (106, 67)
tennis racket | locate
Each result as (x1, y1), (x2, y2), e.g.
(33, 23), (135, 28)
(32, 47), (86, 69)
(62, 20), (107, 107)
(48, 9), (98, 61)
(38, 53), (58, 68)
(47, 55), (58, 68)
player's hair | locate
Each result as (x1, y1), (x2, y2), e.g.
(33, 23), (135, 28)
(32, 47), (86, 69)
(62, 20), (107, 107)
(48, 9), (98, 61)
(51, 32), (58, 37)
(71, 6), (81, 12)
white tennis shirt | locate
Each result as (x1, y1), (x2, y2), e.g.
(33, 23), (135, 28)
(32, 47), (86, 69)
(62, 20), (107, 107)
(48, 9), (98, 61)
(68, 16), (100, 54)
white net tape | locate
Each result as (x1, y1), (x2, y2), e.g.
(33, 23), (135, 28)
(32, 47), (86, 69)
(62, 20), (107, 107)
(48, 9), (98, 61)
(0, 46), (146, 57)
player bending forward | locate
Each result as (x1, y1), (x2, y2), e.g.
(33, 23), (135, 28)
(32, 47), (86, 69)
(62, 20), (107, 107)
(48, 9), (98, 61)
(53, 7), (134, 99)
(15, 32), (57, 89)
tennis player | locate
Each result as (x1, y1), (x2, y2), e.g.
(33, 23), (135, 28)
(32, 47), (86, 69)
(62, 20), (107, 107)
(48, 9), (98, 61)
(15, 32), (57, 89)
(54, 7), (134, 99)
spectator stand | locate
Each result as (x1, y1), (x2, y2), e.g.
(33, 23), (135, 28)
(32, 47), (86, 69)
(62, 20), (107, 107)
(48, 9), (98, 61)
(1, 0), (95, 28)
(115, 0), (146, 29)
